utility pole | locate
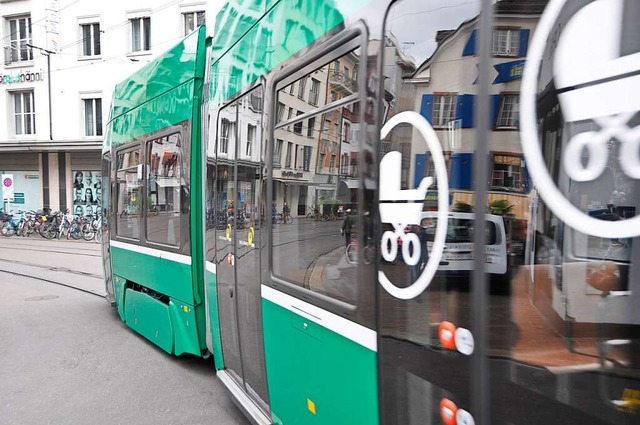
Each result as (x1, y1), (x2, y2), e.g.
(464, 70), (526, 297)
(26, 44), (55, 140)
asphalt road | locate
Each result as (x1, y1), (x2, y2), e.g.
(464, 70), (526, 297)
(0, 237), (250, 425)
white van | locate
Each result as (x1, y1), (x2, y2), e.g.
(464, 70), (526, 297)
(421, 211), (508, 275)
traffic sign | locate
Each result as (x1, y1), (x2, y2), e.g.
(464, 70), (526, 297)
(2, 174), (14, 200)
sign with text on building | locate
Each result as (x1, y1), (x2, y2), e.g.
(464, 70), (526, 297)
(0, 70), (45, 85)
(2, 174), (14, 200)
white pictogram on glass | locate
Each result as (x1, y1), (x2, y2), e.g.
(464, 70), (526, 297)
(521, 0), (640, 238)
(378, 111), (449, 300)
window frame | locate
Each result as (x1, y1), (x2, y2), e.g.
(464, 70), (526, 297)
(82, 96), (103, 137)
(182, 10), (205, 36)
(492, 27), (520, 57)
(80, 22), (101, 58)
(12, 90), (36, 136)
(8, 15), (33, 63)
(115, 144), (143, 241)
(145, 132), (183, 248)
(266, 27), (370, 324)
(129, 16), (151, 54)
(432, 93), (457, 128)
(495, 93), (519, 129)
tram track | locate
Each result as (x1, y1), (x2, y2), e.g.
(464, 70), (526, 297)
(0, 243), (101, 258)
(0, 258), (105, 298)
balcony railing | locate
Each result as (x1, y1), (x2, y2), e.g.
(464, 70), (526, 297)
(329, 70), (357, 94)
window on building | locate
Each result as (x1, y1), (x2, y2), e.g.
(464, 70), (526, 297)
(285, 142), (293, 168)
(183, 11), (205, 35)
(297, 76), (307, 100)
(333, 60), (340, 75)
(341, 153), (349, 175)
(247, 124), (255, 156)
(318, 153), (326, 172)
(81, 23), (101, 57)
(329, 154), (336, 172)
(116, 148), (142, 239)
(8, 16), (32, 63)
(130, 17), (151, 52)
(492, 28), (520, 57)
(307, 117), (315, 138)
(432, 94), (457, 127)
(289, 82), (296, 95)
(147, 133), (181, 246)
(491, 155), (523, 191)
(249, 90), (262, 112)
(293, 112), (303, 134)
(220, 119), (231, 154)
(496, 94), (519, 128)
(13, 91), (36, 135)
(323, 119), (330, 134)
(83, 98), (103, 136)
(309, 78), (320, 105)
(343, 122), (351, 143)
(277, 102), (285, 122)
(273, 139), (283, 167)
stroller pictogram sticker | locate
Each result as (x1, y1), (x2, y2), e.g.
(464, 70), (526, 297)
(521, 0), (640, 238)
(378, 112), (449, 300)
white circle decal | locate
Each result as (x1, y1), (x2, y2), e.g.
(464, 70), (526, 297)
(520, 0), (640, 238)
(378, 111), (449, 300)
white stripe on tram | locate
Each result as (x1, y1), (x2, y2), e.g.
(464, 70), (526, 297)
(110, 240), (192, 266)
(261, 284), (377, 352)
(205, 261), (217, 274)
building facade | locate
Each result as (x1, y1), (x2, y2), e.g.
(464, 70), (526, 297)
(1, 0), (210, 213)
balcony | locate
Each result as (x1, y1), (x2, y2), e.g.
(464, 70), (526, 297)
(329, 69), (357, 95)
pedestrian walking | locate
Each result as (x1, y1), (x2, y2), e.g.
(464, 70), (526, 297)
(282, 202), (290, 224)
(341, 209), (354, 247)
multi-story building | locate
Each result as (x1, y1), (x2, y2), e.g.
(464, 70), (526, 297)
(0, 0), (210, 213)
(404, 4), (544, 223)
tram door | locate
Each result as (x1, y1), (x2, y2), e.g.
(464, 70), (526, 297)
(376, 2), (481, 424)
(211, 87), (270, 414)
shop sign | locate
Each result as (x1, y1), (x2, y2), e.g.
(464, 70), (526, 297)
(0, 70), (45, 85)
(2, 174), (14, 200)
(492, 60), (525, 84)
(303, 146), (312, 171)
(281, 170), (303, 179)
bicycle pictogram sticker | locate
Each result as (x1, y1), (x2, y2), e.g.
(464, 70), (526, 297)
(521, 0), (640, 239)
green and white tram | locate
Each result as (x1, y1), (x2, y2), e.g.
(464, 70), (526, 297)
(102, 0), (640, 424)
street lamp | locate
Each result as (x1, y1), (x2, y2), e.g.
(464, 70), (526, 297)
(26, 44), (55, 140)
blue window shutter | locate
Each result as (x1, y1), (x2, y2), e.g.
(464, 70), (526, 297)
(489, 94), (501, 128)
(519, 29), (530, 57)
(462, 29), (477, 56)
(420, 94), (433, 124)
(449, 153), (473, 190)
(455, 94), (474, 128)
(522, 159), (530, 192)
(414, 154), (427, 189)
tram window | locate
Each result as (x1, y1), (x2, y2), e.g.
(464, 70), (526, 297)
(146, 133), (181, 246)
(116, 147), (142, 240)
(271, 46), (362, 304)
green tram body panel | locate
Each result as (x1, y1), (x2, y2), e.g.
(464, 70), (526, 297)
(262, 299), (379, 425)
(110, 246), (192, 303)
(105, 26), (209, 358)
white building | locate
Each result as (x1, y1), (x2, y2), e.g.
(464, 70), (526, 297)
(0, 0), (210, 213)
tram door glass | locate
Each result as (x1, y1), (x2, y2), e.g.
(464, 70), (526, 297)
(212, 86), (269, 409)
(377, 1), (480, 423)
(271, 47), (362, 305)
(486, 1), (640, 424)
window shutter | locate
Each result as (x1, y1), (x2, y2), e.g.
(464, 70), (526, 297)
(519, 29), (530, 57)
(462, 29), (477, 56)
(420, 94), (433, 124)
(449, 153), (473, 190)
(456, 94), (474, 128)
(489, 94), (501, 128)
(414, 154), (427, 189)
